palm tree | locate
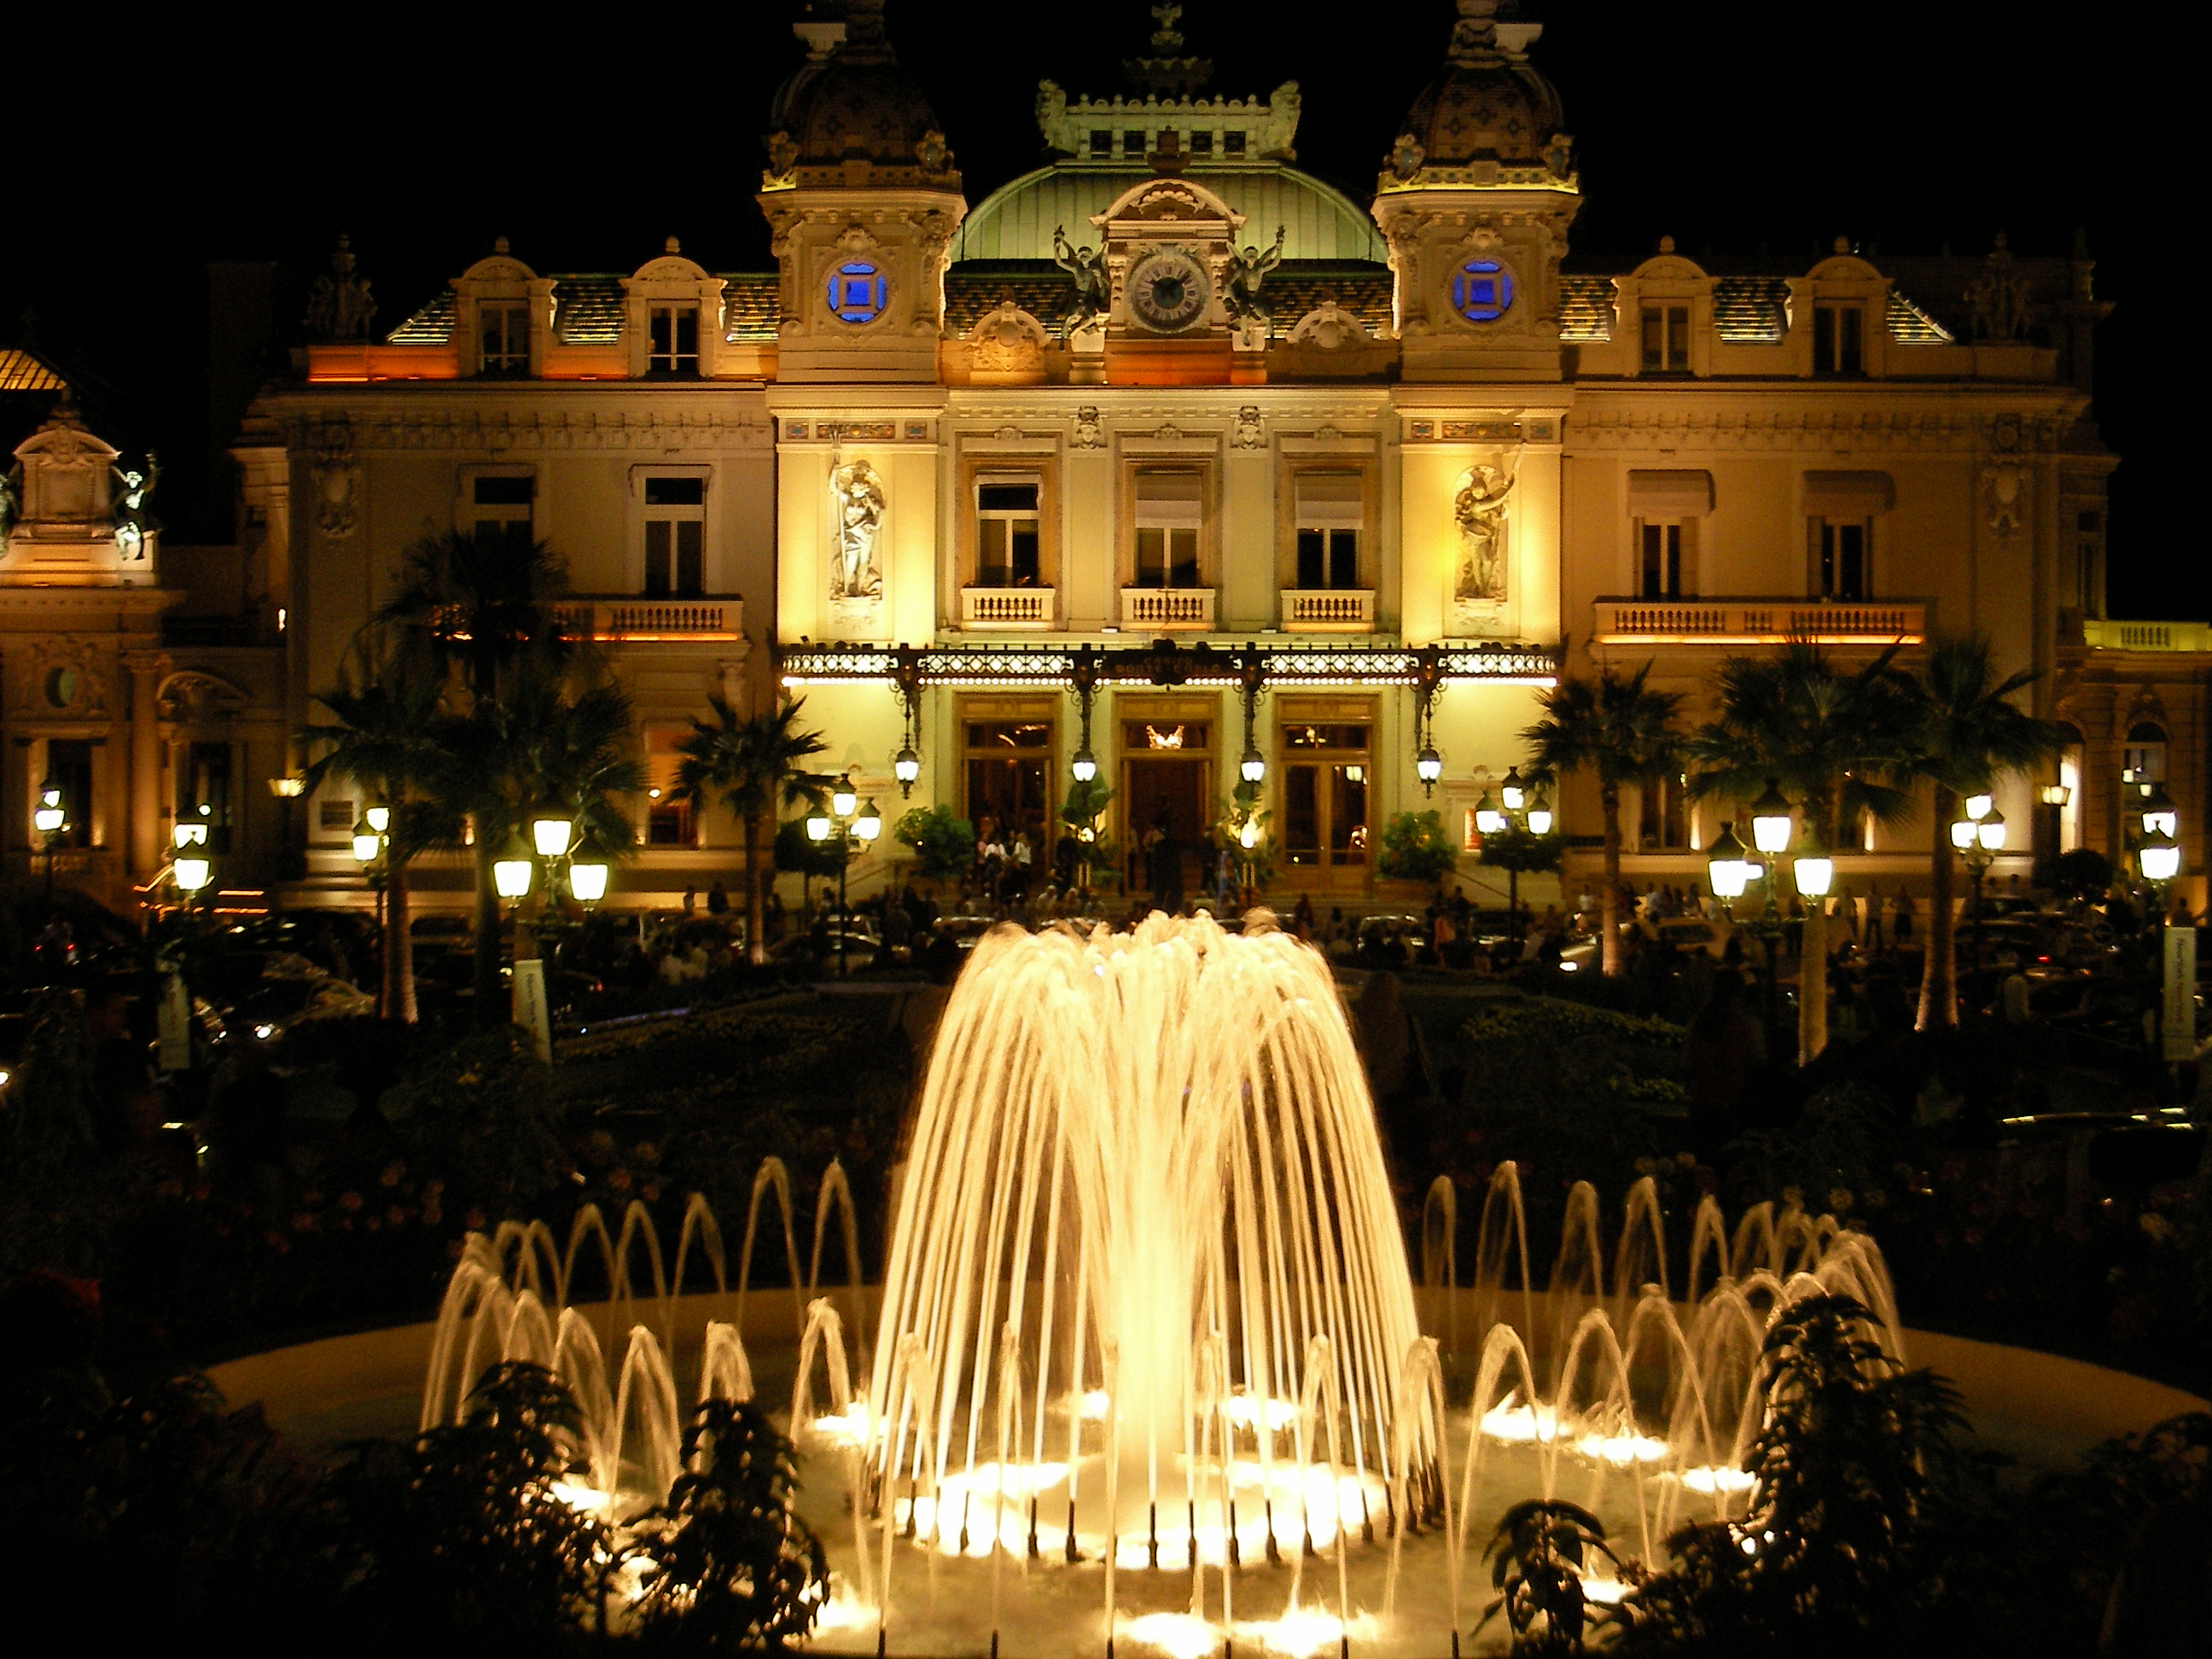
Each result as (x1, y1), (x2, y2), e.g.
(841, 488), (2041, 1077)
(377, 531), (582, 1012)
(297, 648), (450, 1022)
(1688, 640), (1916, 1063)
(675, 697), (829, 964)
(1522, 663), (1685, 977)
(1900, 635), (2062, 1030)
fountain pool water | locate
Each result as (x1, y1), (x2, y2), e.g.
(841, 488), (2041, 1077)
(419, 912), (1912, 1655)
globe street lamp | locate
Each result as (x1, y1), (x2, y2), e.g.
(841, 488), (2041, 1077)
(1749, 778), (1795, 858)
(33, 776), (67, 905)
(1474, 770), (1551, 944)
(568, 857), (610, 909)
(894, 745), (922, 795)
(806, 777), (878, 979)
(1950, 792), (2005, 979)
(1704, 822), (1752, 912)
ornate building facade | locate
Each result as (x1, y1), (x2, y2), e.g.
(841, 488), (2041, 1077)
(4, 0), (2194, 916)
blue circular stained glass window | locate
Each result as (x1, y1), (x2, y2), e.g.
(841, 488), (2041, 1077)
(827, 260), (888, 324)
(1452, 259), (1516, 323)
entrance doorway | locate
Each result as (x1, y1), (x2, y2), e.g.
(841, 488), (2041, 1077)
(1121, 718), (1212, 904)
(1279, 715), (1371, 895)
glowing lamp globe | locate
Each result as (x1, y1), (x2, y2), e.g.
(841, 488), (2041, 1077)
(2139, 830), (2182, 884)
(806, 812), (831, 842)
(568, 859), (609, 905)
(1499, 767), (1527, 812)
(2141, 783), (2179, 840)
(1239, 817), (1260, 851)
(1963, 790), (1994, 823)
(1792, 826), (1834, 899)
(1950, 816), (1978, 851)
(1474, 791), (1506, 836)
(1749, 780), (1794, 855)
(364, 804), (391, 835)
(2040, 783), (2072, 807)
(532, 814), (573, 859)
(854, 800), (882, 842)
(831, 782), (859, 819)
(1526, 800), (1554, 836)
(1240, 746), (1266, 785)
(1071, 748), (1097, 784)
(1416, 746), (1443, 786)
(351, 818), (381, 864)
(1976, 809), (2007, 853)
(173, 856), (212, 893)
(493, 852), (535, 899)
(894, 746), (921, 789)
(173, 821), (209, 850)
(1706, 822), (1752, 901)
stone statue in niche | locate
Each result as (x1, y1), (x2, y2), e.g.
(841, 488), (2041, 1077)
(112, 452), (160, 560)
(1051, 225), (1109, 340)
(1453, 463), (1515, 603)
(830, 459), (886, 602)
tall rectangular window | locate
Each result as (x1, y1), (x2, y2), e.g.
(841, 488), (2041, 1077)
(643, 476), (706, 597)
(643, 729), (696, 846)
(470, 474), (534, 547)
(1294, 472), (1363, 589)
(1638, 775), (1689, 849)
(45, 739), (94, 849)
(1123, 129), (1146, 157)
(975, 481), (1041, 587)
(178, 742), (235, 854)
(1812, 517), (1870, 599)
(1133, 471), (1202, 588)
(647, 305), (700, 376)
(1639, 305), (1689, 372)
(1813, 303), (1863, 375)
(1638, 519), (1690, 598)
(480, 302), (529, 375)
(2075, 508), (2102, 614)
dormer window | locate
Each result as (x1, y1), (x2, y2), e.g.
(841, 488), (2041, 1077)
(1090, 129), (1113, 158)
(1123, 129), (1146, 157)
(1222, 131), (1247, 156)
(480, 302), (529, 375)
(1639, 306), (1689, 373)
(1190, 130), (1214, 155)
(1813, 303), (1863, 376)
(647, 304), (700, 376)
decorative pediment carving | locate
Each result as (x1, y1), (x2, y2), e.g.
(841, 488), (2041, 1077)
(157, 669), (251, 724)
(1285, 301), (1375, 351)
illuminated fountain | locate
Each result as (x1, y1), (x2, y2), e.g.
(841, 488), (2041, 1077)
(418, 911), (1906, 1656)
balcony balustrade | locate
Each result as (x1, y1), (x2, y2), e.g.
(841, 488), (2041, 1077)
(1120, 586), (1217, 631)
(1279, 589), (1376, 632)
(959, 586), (1057, 628)
(1593, 596), (1926, 646)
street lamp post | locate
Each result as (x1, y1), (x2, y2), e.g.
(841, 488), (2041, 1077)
(1948, 792), (2006, 984)
(1475, 771), (1551, 946)
(806, 778), (881, 978)
(32, 777), (67, 906)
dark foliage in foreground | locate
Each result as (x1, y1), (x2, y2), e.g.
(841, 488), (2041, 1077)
(309, 1362), (613, 1649)
(627, 1399), (829, 1651)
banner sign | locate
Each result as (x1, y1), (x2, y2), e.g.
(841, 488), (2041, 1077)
(2163, 924), (2197, 1063)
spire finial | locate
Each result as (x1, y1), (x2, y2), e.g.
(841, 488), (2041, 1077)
(665, 236), (682, 255)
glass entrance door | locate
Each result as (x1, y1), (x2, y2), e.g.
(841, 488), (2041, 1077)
(1279, 719), (1371, 892)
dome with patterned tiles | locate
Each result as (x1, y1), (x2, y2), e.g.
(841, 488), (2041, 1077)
(1384, 0), (1569, 185)
(762, 1), (960, 192)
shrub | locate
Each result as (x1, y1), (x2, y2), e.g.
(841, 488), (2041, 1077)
(387, 1028), (568, 1219)
(628, 1398), (828, 1650)
(312, 1362), (612, 1644)
(2050, 846), (2116, 902)
(893, 805), (975, 880)
(1378, 810), (1459, 884)
(1621, 1295), (1997, 1654)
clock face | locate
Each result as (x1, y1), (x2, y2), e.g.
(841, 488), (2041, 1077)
(1127, 248), (1210, 332)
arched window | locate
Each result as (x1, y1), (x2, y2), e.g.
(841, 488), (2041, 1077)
(2123, 720), (2168, 789)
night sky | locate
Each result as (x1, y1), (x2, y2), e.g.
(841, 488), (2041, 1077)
(3, 3), (2191, 617)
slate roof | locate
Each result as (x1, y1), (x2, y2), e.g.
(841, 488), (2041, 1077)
(1713, 277), (1791, 344)
(0, 347), (68, 393)
(1559, 276), (1614, 342)
(381, 275), (782, 346)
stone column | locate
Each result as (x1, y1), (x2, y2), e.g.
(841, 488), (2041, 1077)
(122, 649), (170, 882)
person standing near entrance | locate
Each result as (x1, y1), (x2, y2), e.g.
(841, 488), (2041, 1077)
(1146, 809), (1182, 914)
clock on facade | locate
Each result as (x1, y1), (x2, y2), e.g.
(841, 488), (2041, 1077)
(1126, 247), (1210, 332)
(1451, 258), (1515, 323)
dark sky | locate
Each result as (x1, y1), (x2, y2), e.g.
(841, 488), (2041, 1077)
(4, 3), (2191, 616)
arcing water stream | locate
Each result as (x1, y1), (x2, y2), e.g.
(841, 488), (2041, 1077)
(420, 912), (1905, 1655)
